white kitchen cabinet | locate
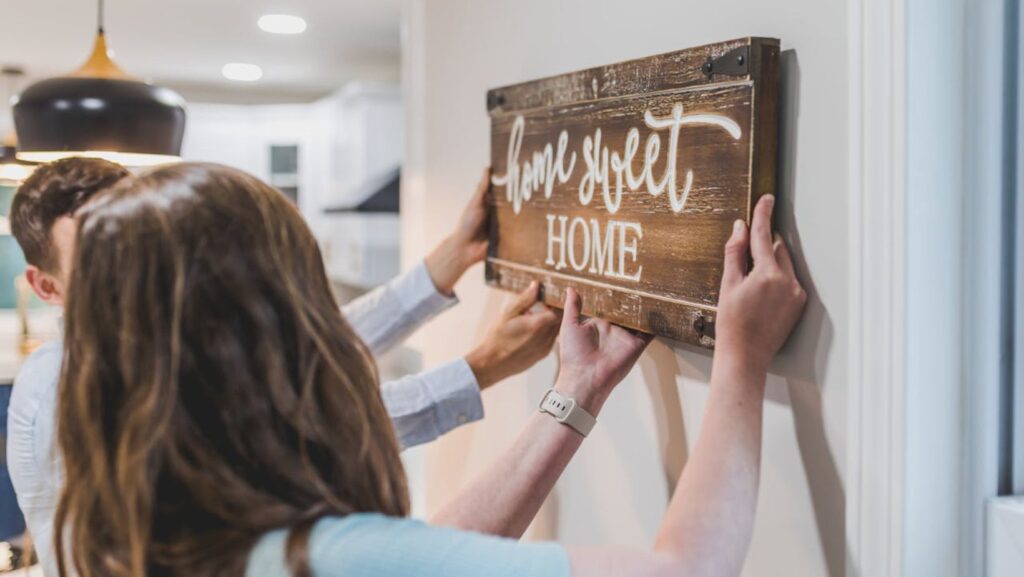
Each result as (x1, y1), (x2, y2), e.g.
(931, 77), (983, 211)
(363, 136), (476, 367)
(312, 83), (403, 210)
(181, 84), (403, 289)
(318, 213), (401, 289)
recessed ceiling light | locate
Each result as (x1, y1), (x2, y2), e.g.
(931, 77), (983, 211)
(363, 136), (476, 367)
(258, 14), (307, 34)
(221, 63), (263, 82)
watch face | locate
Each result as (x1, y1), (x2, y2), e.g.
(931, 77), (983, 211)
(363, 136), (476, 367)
(542, 391), (572, 417)
(539, 390), (594, 437)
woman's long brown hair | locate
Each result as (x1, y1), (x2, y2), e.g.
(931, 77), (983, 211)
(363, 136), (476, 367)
(54, 163), (409, 577)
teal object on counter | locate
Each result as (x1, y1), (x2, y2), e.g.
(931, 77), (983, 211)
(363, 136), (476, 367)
(0, 185), (15, 213)
(0, 186), (14, 212)
(0, 237), (24, 309)
(0, 184), (27, 310)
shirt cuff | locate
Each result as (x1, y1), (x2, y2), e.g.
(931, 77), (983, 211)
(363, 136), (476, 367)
(427, 358), (484, 435)
(394, 261), (459, 321)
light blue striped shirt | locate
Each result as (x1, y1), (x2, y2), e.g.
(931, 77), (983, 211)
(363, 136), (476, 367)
(247, 514), (571, 577)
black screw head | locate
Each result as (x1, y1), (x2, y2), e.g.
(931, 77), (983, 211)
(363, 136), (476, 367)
(487, 92), (507, 110)
(737, 55), (745, 66)
(702, 61), (713, 75)
(693, 316), (706, 334)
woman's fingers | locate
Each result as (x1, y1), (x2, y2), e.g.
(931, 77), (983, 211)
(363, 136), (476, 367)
(626, 329), (655, 349)
(750, 194), (777, 269)
(561, 287), (583, 330)
(720, 219), (750, 291)
(773, 234), (796, 279)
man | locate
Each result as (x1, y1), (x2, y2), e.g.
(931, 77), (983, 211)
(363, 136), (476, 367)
(6, 158), (560, 577)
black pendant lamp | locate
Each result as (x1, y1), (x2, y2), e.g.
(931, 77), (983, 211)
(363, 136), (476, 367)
(0, 67), (37, 184)
(13, 0), (186, 167)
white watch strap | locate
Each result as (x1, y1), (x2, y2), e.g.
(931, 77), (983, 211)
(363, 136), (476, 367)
(538, 389), (596, 437)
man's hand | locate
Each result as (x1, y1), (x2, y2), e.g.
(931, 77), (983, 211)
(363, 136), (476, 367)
(714, 194), (807, 378)
(425, 168), (491, 296)
(466, 281), (560, 389)
(554, 287), (652, 414)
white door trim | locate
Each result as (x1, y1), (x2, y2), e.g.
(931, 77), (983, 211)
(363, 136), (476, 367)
(846, 0), (907, 576)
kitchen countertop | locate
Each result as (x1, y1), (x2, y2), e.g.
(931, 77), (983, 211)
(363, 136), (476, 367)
(0, 307), (62, 386)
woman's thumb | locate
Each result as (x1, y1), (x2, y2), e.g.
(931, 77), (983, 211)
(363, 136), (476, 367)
(561, 287), (582, 330)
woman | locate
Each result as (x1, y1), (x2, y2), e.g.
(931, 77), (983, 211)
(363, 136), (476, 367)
(55, 163), (805, 577)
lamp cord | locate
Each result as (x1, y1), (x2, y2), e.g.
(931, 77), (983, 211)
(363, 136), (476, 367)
(98, 0), (105, 34)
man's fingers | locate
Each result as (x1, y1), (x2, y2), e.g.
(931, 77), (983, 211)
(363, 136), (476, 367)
(527, 305), (561, 331)
(543, 306), (562, 328)
(750, 194), (777, 268)
(561, 287), (582, 329)
(544, 307), (569, 325)
(506, 281), (540, 317)
(462, 167), (491, 221)
(720, 219), (749, 291)
(774, 234), (796, 278)
(475, 167), (491, 199)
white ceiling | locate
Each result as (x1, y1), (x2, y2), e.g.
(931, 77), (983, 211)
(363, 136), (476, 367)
(0, 0), (403, 104)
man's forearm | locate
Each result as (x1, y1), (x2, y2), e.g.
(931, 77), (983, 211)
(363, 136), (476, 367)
(430, 377), (606, 538)
(382, 359), (483, 450)
(341, 262), (457, 357)
(424, 235), (469, 297)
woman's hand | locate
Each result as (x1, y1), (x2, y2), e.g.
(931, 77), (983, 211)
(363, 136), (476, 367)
(425, 168), (491, 295)
(466, 281), (561, 389)
(714, 194), (807, 378)
(555, 287), (652, 414)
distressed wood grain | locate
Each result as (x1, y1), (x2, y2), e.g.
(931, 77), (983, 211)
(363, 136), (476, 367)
(485, 37), (780, 348)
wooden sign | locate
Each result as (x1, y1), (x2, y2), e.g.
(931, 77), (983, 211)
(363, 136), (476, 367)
(485, 37), (780, 348)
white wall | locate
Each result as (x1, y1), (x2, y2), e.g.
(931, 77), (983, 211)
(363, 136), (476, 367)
(402, 1), (848, 576)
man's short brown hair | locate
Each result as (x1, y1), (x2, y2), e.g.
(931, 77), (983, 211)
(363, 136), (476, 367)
(10, 157), (131, 272)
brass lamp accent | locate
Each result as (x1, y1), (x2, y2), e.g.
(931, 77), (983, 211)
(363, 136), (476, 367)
(69, 30), (132, 81)
(13, 0), (186, 167)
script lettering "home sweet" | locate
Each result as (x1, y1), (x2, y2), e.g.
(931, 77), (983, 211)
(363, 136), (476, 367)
(491, 103), (742, 284)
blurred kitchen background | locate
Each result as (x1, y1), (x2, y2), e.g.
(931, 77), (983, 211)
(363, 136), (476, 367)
(0, 1), (411, 569)
(1, 0), (406, 304)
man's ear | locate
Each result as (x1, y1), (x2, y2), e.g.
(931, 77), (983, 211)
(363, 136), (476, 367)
(24, 265), (65, 306)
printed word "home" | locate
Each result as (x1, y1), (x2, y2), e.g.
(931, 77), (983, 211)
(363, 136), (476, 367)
(545, 215), (643, 282)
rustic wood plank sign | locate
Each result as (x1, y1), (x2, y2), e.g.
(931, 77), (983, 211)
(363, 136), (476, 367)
(485, 37), (780, 348)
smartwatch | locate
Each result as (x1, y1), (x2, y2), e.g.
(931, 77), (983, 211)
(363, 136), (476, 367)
(538, 389), (596, 437)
